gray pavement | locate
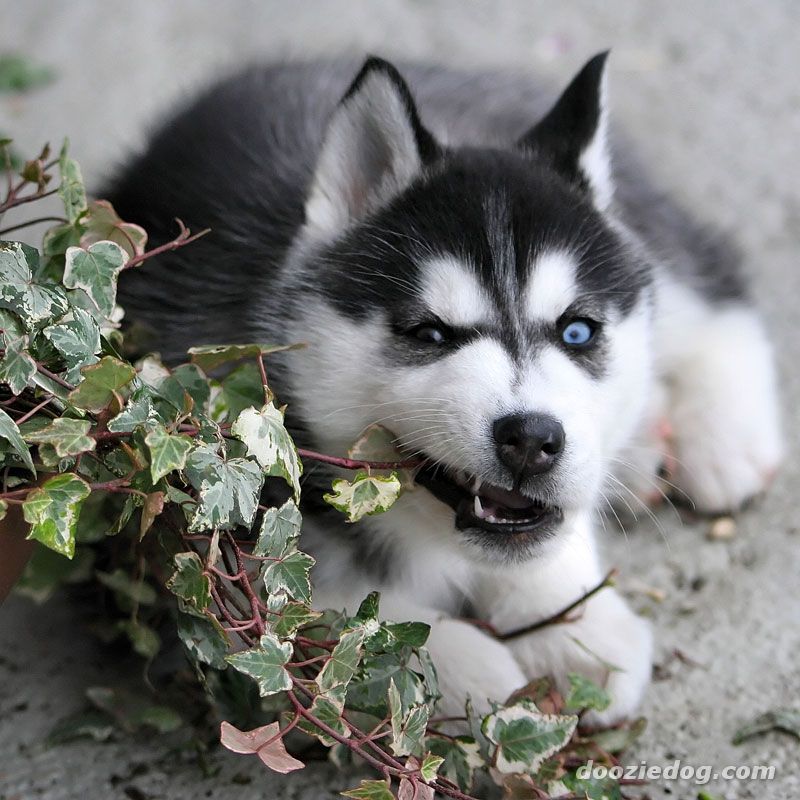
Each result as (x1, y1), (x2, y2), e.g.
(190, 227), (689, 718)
(1, 2), (798, 798)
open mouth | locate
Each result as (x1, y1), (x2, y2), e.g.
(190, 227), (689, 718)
(414, 461), (563, 536)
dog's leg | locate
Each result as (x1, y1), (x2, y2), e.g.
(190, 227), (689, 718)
(474, 514), (652, 725)
(656, 285), (782, 513)
(312, 584), (527, 719)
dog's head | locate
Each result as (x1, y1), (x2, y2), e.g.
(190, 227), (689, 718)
(287, 55), (654, 562)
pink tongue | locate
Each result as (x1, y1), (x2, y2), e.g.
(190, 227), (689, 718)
(480, 483), (536, 510)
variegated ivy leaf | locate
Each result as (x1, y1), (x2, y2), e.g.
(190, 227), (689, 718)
(79, 200), (148, 258)
(254, 498), (302, 558)
(185, 443), (263, 531)
(63, 240), (126, 317)
(388, 679), (429, 757)
(0, 408), (36, 468)
(481, 699), (578, 774)
(177, 611), (230, 669)
(23, 417), (96, 458)
(231, 404), (302, 500)
(226, 633), (293, 696)
(316, 627), (366, 704)
(261, 550), (315, 605)
(144, 423), (193, 483)
(324, 471), (402, 523)
(418, 753), (445, 783)
(0, 241), (69, 329)
(187, 341), (302, 372)
(68, 356), (136, 413)
(346, 650), (427, 718)
(58, 141), (88, 224)
(23, 473), (91, 558)
(271, 602), (321, 639)
(107, 390), (158, 433)
(43, 307), (101, 382)
(0, 336), (36, 395)
(0, 499), (7, 521)
(167, 552), (211, 612)
(297, 694), (349, 747)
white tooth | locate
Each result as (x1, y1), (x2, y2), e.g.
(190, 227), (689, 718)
(473, 495), (484, 518)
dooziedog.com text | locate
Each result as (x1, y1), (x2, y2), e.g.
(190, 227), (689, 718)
(577, 759), (776, 785)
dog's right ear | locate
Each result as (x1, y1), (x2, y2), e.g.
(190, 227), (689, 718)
(304, 57), (440, 236)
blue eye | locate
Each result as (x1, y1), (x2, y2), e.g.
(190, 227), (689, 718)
(561, 319), (596, 346)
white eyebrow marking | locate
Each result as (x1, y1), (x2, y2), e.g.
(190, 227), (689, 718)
(525, 250), (579, 322)
(420, 255), (492, 326)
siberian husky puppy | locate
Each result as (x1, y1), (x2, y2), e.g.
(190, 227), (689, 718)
(111, 54), (782, 722)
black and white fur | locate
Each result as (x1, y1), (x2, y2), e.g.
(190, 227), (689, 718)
(110, 55), (782, 723)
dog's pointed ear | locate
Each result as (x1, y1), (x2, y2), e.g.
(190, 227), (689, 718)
(518, 52), (613, 210)
(305, 57), (440, 235)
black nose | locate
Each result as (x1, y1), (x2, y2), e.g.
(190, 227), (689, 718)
(493, 413), (565, 480)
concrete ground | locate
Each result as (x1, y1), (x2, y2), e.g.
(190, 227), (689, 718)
(1, 1), (798, 798)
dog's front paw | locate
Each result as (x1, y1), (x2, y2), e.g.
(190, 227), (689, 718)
(668, 310), (782, 513)
(426, 618), (527, 719)
(507, 588), (652, 725)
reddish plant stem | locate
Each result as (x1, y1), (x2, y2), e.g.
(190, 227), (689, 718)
(224, 531), (264, 636)
(296, 447), (421, 471)
(122, 219), (209, 270)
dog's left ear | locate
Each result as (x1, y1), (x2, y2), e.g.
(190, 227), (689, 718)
(305, 57), (440, 236)
(518, 52), (613, 210)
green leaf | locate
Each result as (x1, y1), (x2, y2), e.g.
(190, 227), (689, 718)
(317, 627), (366, 702)
(117, 619), (160, 659)
(732, 708), (800, 744)
(324, 471), (402, 522)
(347, 649), (426, 717)
(46, 710), (115, 745)
(219, 362), (264, 420)
(563, 673), (611, 713)
(226, 633), (293, 697)
(23, 417), (95, 458)
(63, 241), (126, 316)
(482, 700), (578, 774)
(0, 241), (69, 328)
(96, 568), (157, 606)
(80, 200), (147, 258)
(23, 473), (91, 558)
(172, 363), (210, 412)
(14, 543), (94, 604)
(261, 550), (315, 605)
(590, 717), (647, 754)
(426, 736), (482, 791)
(177, 612), (230, 669)
(272, 602), (322, 639)
(167, 552), (211, 612)
(188, 342), (302, 372)
(0, 499), (6, 521)
(57, 142), (88, 225)
(231, 403), (302, 500)
(341, 779), (395, 800)
(254, 498), (302, 558)
(144, 423), (193, 482)
(0, 55), (54, 92)
(68, 355), (136, 412)
(185, 444), (263, 531)
(0, 407), (35, 472)
(389, 680), (429, 757)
